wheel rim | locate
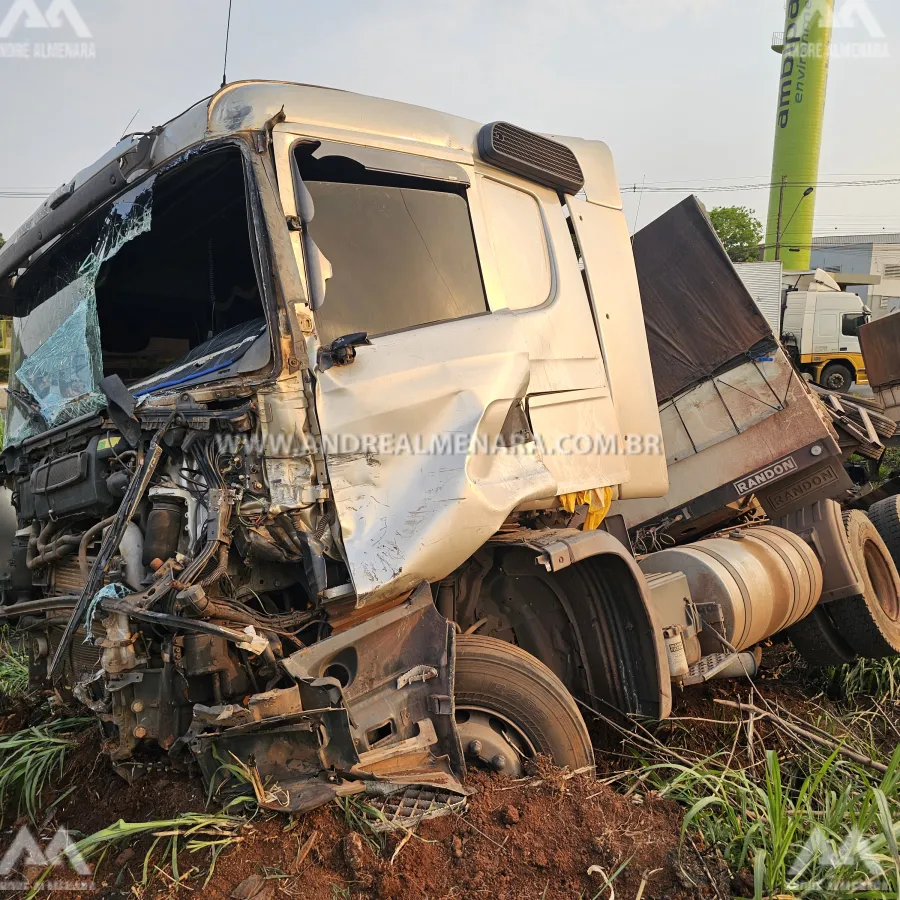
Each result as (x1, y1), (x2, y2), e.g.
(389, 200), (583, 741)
(864, 538), (900, 621)
(454, 705), (536, 777)
(825, 371), (846, 390)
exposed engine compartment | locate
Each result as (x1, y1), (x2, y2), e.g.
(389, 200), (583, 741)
(1, 404), (463, 811)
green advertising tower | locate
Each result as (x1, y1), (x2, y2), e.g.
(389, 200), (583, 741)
(764, 0), (834, 269)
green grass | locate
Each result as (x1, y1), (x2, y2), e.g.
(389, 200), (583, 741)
(0, 727), (248, 895)
(0, 717), (91, 822)
(878, 446), (900, 483)
(603, 675), (900, 899)
(0, 627), (29, 701)
(827, 656), (900, 705)
(648, 743), (900, 898)
(26, 812), (246, 898)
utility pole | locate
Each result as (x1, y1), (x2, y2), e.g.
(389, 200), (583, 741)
(775, 174), (786, 261)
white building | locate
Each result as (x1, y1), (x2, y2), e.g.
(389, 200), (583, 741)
(733, 260), (783, 334)
(811, 234), (900, 319)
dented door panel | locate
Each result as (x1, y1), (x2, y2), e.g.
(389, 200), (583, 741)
(272, 128), (630, 602)
(316, 317), (557, 602)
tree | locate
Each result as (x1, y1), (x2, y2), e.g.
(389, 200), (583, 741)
(0, 234), (4, 249)
(708, 206), (763, 263)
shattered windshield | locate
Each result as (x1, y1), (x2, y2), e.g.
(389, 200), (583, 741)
(7, 181), (154, 443)
(5, 146), (269, 446)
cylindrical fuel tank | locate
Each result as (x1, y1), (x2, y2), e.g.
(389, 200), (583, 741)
(639, 525), (823, 651)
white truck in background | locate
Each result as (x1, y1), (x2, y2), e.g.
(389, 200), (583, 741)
(782, 269), (871, 392)
(735, 263), (871, 393)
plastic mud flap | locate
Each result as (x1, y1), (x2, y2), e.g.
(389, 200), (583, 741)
(488, 528), (672, 720)
(189, 583), (467, 813)
(768, 498), (865, 604)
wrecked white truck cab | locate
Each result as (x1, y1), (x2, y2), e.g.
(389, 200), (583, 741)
(268, 90), (669, 603)
(0, 81), (835, 813)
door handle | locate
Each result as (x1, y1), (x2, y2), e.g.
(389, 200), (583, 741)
(319, 332), (371, 370)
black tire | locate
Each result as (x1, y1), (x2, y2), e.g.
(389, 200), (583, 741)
(787, 607), (857, 667)
(820, 362), (853, 392)
(868, 495), (900, 568)
(828, 510), (900, 658)
(454, 634), (594, 772)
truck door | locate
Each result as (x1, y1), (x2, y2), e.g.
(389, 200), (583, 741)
(840, 310), (866, 354)
(813, 302), (839, 353)
(272, 132), (627, 604)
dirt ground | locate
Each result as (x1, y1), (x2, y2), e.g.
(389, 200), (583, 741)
(1, 645), (863, 900)
(32, 740), (725, 900)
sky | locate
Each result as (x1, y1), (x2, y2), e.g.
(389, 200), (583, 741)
(0, 0), (898, 241)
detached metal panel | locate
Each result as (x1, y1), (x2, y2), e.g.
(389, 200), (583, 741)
(631, 196), (775, 404)
(733, 261), (783, 335)
(860, 312), (900, 389)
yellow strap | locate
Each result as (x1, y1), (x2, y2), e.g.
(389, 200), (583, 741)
(558, 486), (613, 530)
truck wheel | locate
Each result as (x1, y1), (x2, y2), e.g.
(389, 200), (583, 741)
(787, 607), (857, 667)
(820, 363), (853, 392)
(868, 495), (900, 569)
(454, 634), (594, 775)
(828, 511), (900, 658)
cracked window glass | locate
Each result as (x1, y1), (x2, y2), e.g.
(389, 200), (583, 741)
(5, 147), (267, 448)
(5, 179), (154, 444)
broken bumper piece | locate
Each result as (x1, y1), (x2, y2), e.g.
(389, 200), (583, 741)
(187, 583), (467, 813)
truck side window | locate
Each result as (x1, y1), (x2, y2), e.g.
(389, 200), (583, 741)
(842, 313), (866, 337)
(295, 148), (488, 348)
(478, 176), (551, 310)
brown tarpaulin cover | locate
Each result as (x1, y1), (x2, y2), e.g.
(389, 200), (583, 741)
(860, 313), (900, 390)
(631, 195), (775, 403)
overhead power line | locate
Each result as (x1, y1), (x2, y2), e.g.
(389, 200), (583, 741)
(620, 177), (900, 193)
(3, 174), (900, 202)
(623, 172), (900, 186)
(760, 240), (900, 251)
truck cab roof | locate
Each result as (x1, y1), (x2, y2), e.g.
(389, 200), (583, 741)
(0, 80), (622, 290)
